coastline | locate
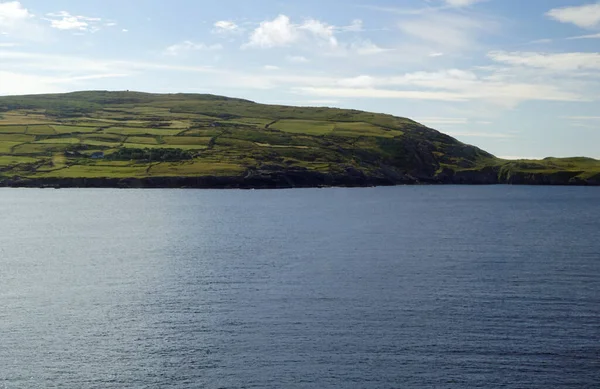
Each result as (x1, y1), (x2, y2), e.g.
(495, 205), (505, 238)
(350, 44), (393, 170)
(1, 168), (598, 189)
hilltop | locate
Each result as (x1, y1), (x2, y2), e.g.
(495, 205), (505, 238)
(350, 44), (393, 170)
(0, 91), (598, 188)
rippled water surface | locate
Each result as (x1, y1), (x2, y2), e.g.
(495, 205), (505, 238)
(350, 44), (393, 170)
(1, 186), (599, 388)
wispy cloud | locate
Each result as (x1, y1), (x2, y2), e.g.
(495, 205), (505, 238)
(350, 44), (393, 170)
(286, 55), (309, 63)
(213, 20), (241, 34)
(164, 41), (223, 56)
(44, 11), (103, 33)
(488, 51), (600, 71)
(398, 11), (497, 53)
(546, 2), (600, 29)
(567, 32), (600, 40)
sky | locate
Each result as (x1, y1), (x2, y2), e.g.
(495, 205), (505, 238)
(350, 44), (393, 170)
(0, 0), (599, 159)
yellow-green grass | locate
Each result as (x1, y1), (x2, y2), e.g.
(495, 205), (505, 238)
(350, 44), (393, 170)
(0, 156), (40, 166)
(35, 137), (81, 144)
(103, 127), (182, 136)
(34, 164), (149, 178)
(125, 136), (159, 145)
(166, 120), (191, 129)
(52, 153), (68, 169)
(162, 136), (212, 146)
(270, 120), (335, 135)
(332, 122), (403, 138)
(13, 143), (71, 154)
(52, 125), (100, 134)
(0, 142), (27, 154)
(26, 125), (56, 135)
(149, 161), (244, 176)
(0, 113), (55, 125)
(0, 125), (27, 133)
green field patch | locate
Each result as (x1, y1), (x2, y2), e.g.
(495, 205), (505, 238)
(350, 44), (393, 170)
(0, 113), (55, 125)
(52, 125), (100, 134)
(332, 122), (403, 138)
(0, 142), (27, 153)
(0, 134), (35, 142)
(231, 117), (274, 127)
(35, 164), (149, 178)
(255, 142), (310, 149)
(0, 156), (40, 166)
(80, 133), (124, 142)
(81, 139), (123, 148)
(122, 143), (206, 150)
(215, 138), (257, 149)
(13, 143), (71, 154)
(180, 128), (222, 137)
(0, 125), (27, 133)
(103, 127), (182, 136)
(125, 136), (159, 145)
(162, 136), (212, 146)
(26, 125), (56, 135)
(35, 137), (81, 144)
(166, 120), (191, 129)
(270, 120), (335, 135)
(150, 161), (244, 176)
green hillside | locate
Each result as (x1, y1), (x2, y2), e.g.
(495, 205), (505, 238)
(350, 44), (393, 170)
(0, 91), (597, 187)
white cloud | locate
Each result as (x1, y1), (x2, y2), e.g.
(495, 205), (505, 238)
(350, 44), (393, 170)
(286, 55), (309, 63)
(164, 41), (223, 56)
(546, 2), (600, 29)
(0, 1), (32, 27)
(244, 15), (298, 48)
(299, 19), (338, 47)
(488, 51), (600, 71)
(244, 15), (340, 49)
(347, 40), (393, 55)
(122, 29), (128, 33)
(337, 75), (376, 88)
(0, 1), (43, 40)
(213, 20), (239, 34)
(0, 42), (17, 47)
(44, 11), (103, 33)
(263, 65), (280, 71)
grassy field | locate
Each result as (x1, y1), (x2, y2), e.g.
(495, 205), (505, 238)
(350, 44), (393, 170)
(0, 90), (597, 184)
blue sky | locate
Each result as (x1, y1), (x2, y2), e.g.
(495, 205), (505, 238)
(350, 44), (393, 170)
(1, 0), (599, 159)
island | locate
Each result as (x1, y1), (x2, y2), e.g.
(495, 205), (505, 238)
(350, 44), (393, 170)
(0, 91), (598, 188)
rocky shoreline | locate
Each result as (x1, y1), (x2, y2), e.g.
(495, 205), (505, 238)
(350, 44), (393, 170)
(1, 166), (598, 189)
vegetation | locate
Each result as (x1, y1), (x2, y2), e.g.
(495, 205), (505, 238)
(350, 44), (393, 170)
(0, 90), (597, 186)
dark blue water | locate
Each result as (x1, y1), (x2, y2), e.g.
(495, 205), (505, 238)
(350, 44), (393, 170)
(0, 186), (599, 388)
